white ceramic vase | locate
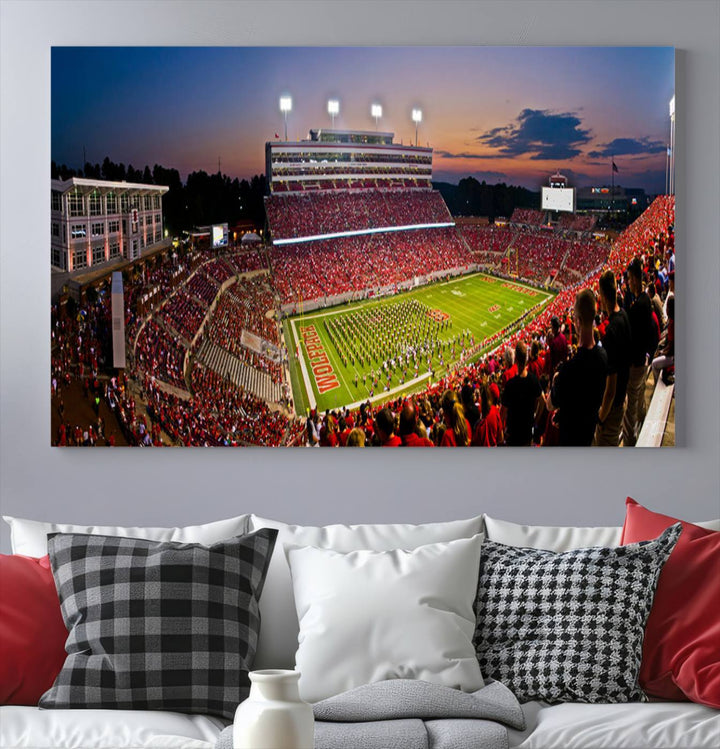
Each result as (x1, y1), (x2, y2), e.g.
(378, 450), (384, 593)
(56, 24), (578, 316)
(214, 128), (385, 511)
(233, 670), (314, 749)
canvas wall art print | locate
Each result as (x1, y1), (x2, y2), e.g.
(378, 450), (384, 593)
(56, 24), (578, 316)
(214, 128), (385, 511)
(50, 46), (676, 447)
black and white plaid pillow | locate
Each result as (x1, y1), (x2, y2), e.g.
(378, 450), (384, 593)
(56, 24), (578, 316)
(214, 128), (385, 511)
(474, 523), (681, 704)
(40, 528), (277, 719)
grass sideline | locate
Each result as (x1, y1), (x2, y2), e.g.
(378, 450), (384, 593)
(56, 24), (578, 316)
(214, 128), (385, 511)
(283, 272), (554, 414)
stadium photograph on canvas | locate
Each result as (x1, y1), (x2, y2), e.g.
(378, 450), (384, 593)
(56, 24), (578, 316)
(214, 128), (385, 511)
(50, 46), (676, 447)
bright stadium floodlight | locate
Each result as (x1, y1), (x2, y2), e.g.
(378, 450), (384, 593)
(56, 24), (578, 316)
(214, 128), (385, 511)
(279, 95), (292, 141)
(412, 108), (422, 146)
(371, 103), (382, 130)
(328, 99), (339, 128)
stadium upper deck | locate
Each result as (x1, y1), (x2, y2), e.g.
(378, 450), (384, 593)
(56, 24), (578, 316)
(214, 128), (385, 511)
(264, 128), (450, 244)
(265, 128), (433, 194)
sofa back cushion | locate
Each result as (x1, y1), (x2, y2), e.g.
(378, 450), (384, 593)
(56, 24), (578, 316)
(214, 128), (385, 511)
(3, 514), (251, 557)
(39, 529), (276, 720)
(249, 515), (484, 669)
(482, 513), (720, 552)
(482, 515), (622, 551)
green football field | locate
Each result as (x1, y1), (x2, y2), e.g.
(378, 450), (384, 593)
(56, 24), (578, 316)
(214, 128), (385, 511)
(283, 272), (554, 414)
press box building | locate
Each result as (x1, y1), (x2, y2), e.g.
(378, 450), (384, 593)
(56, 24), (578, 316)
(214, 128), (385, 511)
(51, 177), (169, 273)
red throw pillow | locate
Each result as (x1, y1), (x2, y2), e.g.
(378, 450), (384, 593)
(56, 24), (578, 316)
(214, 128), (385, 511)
(0, 554), (68, 704)
(621, 497), (720, 707)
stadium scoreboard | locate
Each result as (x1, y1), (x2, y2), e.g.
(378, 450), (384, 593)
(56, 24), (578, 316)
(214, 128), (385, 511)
(541, 186), (576, 213)
(212, 223), (228, 248)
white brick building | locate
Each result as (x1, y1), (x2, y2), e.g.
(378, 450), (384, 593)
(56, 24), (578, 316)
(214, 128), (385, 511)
(51, 177), (169, 272)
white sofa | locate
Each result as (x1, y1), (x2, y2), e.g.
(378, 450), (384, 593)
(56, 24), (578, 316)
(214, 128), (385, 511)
(1, 512), (719, 749)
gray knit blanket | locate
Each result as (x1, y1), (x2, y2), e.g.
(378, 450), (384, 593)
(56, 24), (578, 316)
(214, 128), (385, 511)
(216, 679), (525, 749)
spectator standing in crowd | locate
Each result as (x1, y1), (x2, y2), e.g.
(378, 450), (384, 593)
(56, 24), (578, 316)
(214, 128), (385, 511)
(652, 295), (675, 385)
(664, 270), (675, 320)
(375, 408), (402, 447)
(546, 316), (568, 375)
(399, 402), (434, 447)
(546, 289), (608, 446)
(648, 283), (665, 331)
(595, 271), (632, 446)
(623, 257), (657, 446)
(440, 389), (471, 446)
(501, 341), (542, 446)
(472, 383), (503, 446)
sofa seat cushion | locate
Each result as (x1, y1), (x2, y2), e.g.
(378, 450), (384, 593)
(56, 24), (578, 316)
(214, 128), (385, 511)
(509, 700), (720, 748)
(0, 706), (227, 749)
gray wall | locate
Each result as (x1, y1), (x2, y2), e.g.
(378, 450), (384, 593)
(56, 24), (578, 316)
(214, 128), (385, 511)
(1, 1), (718, 553)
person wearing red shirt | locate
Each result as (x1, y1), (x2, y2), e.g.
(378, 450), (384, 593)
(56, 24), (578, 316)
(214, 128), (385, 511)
(375, 407), (401, 447)
(440, 389), (471, 446)
(472, 384), (504, 447)
(546, 316), (568, 375)
(399, 402), (434, 447)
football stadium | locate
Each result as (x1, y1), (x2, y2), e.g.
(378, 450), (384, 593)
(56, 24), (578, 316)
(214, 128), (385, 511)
(51, 114), (676, 448)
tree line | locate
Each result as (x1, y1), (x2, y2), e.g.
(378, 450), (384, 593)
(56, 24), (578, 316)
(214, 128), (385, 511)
(51, 158), (541, 234)
(51, 158), (267, 236)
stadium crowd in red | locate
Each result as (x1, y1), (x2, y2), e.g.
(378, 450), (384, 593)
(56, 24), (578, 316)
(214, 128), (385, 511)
(51, 180), (674, 448)
(265, 189), (452, 240)
(271, 228), (472, 304)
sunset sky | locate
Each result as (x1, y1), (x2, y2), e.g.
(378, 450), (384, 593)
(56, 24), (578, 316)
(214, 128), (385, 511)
(52, 46), (674, 193)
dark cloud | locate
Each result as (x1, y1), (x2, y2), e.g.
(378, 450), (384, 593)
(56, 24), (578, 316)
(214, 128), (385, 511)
(588, 137), (666, 159)
(436, 149), (496, 161)
(475, 108), (592, 161)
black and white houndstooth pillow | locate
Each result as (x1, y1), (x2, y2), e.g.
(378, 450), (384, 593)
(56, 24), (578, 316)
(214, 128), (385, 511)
(474, 523), (681, 704)
(40, 528), (277, 719)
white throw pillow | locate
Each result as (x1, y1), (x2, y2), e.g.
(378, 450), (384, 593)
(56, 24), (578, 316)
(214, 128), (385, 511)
(482, 515), (621, 551)
(249, 514), (483, 670)
(482, 513), (720, 552)
(2, 514), (251, 557)
(286, 535), (485, 703)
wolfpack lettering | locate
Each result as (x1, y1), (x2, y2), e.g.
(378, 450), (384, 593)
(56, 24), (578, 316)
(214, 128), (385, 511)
(300, 325), (340, 394)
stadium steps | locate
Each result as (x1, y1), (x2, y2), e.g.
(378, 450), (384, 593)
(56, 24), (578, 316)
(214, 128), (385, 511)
(196, 339), (282, 404)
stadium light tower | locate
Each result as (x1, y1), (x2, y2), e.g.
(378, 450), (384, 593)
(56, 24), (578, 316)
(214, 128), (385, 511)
(328, 99), (339, 128)
(279, 95), (292, 141)
(412, 108), (422, 147)
(371, 103), (382, 131)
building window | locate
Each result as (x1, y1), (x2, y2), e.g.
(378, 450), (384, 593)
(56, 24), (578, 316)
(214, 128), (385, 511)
(155, 230), (162, 243)
(153, 195), (161, 209)
(106, 193), (117, 214)
(52, 248), (63, 269)
(132, 239), (139, 257)
(73, 249), (87, 269)
(52, 223), (60, 238)
(109, 242), (120, 259)
(139, 216), (144, 227)
(68, 192), (84, 217)
(71, 224), (86, 239)
(89, 193), (102, 216)
(155, 214), (161, 224)
(122, 219), (128, 234)
(51, 191), (62, 212)
(91, 222), (105, 237)
(92, 245), (106, 265)
(130, 195), (140, 209)
(108, 220), (120, 234)
(120, 194), (130, 213)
